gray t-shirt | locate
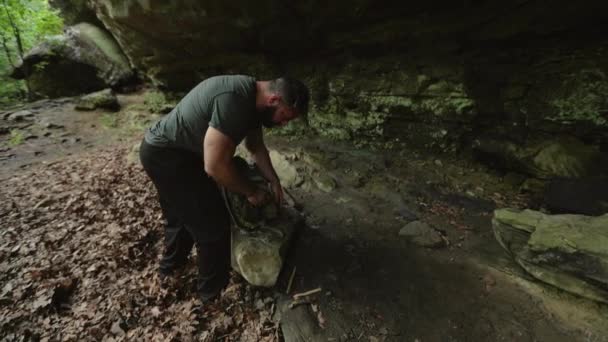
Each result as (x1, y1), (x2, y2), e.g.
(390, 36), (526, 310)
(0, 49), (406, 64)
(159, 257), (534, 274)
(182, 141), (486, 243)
(144, 75), (259, 155)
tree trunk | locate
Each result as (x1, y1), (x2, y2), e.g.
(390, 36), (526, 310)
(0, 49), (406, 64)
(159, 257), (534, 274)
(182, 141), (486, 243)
(1, 34), (15, 68)
(2, 0), (32, 100)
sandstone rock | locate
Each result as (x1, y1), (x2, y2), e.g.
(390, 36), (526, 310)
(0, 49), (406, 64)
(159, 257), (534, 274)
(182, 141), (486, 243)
(75, 89), (120, 111)
(36, 1), (606, 158)
(474, 137), (607, 179)
(224, 157), (301, 287)
(10, 23), (133, 98)
(7, 110), (34, 122)
(399, 221), (445, 248)
(531, 139), (603, 178)
(268, 150), (303, 188)
(40, 120), (64, 129)
(493, 208), (608, 303)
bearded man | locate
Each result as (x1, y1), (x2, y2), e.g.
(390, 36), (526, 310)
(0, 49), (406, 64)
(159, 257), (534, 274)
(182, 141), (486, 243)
(139, 75), (310, 300)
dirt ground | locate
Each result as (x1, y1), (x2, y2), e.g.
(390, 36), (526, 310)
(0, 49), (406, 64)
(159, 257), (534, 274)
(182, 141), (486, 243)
(1, 92), (607, 341)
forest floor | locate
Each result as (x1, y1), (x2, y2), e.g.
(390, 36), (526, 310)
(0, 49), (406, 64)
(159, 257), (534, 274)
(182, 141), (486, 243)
(1, 91), (607, 342)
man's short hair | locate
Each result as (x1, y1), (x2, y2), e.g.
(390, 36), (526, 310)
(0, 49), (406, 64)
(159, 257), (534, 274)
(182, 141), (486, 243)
(269, 77), (310, 118)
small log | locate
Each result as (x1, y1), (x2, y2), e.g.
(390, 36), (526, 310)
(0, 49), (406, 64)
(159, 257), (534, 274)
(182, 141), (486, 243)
(293, 287), (322, 300)
(286, 267), (296, 294)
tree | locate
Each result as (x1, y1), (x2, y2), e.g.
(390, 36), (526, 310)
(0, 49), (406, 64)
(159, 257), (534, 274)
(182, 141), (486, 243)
(0, 0), (62, 106)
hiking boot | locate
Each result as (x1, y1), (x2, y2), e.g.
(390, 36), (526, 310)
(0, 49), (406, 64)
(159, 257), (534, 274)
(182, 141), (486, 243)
(196, 231), (231, 301)
(158, 261), (188, 277)
(198, 269), (230, 301)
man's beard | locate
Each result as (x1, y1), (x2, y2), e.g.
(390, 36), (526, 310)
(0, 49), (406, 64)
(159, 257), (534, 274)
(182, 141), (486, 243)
(260, 106), (278, 128)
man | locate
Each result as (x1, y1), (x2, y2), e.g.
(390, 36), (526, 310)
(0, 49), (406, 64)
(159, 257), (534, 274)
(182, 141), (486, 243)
(139, 75), (309, 301)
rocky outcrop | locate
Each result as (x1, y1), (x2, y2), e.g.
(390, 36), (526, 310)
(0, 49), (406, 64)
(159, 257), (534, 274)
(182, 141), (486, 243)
(268, 150), (303, 188)
(294, 61), (477, 151)
(11, 23), (134, 98)
(493, 208), (608, 303)
(473, 137), (607, 180)
(224, 158), (302, 287)
(41, 1), (608, 157)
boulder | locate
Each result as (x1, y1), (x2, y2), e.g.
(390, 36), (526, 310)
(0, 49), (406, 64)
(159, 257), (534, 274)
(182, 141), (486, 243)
(7, 110), (34, 122)
(268, 150), (303, 188)
(223, 157), (302, 287)
(75, 89), (120, 111)
(474, 137), (607, 179)
(10, 23), (133, 98)
(493, 208), (608, 303)
(398, 220), (445, 248)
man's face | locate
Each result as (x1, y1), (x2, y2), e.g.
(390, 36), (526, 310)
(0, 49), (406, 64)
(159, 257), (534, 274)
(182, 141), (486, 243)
(261, 96), (299, 128)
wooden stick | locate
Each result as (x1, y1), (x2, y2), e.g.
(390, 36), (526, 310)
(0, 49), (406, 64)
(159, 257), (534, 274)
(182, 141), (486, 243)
(274, 322), (280, 342)
(293, 287), (322, 300)
(286, 267), (296, 294)
(288, 300), (310, 309)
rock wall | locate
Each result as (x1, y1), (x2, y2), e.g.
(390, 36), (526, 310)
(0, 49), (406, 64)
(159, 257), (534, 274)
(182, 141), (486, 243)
(52, 0), (608, 152)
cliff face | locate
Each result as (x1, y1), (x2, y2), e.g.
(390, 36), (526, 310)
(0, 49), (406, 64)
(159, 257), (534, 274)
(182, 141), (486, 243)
(54, 0), (608, 151)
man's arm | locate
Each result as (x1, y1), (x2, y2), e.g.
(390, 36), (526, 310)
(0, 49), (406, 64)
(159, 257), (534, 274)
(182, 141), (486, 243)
(245, 127), (284, 204)
(204, 126), (267, 205)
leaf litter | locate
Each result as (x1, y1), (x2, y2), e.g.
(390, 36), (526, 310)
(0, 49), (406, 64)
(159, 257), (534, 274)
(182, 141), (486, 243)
(0, 147), (279, 341)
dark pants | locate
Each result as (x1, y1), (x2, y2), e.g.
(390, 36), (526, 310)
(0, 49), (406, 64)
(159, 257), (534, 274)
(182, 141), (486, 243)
(139, 139), (231, 294)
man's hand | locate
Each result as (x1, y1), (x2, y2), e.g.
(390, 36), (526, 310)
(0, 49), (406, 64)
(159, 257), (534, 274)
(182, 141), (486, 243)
(270, 180), (284, 204)
(245, 127), (283, 204)
(247, 188), (270, 206)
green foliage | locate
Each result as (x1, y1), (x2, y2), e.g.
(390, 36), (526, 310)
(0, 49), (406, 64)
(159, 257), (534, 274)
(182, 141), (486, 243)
(100, 106), (159, 136)
(143, 91), (169, 113)
(8, 128), (23, 145)
(0, 0), (63, 107)
(33, 60), (49, 72)
(0, 74), (23, 106)
(122, 110), (155, 135)
(100, 113), (118, 128)
(549, 69), (608, 126)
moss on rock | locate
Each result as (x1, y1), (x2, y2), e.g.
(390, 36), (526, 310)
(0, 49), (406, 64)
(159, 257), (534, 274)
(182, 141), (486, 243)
(75, 88), (120, 111)
(493, 208), (608, 303)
